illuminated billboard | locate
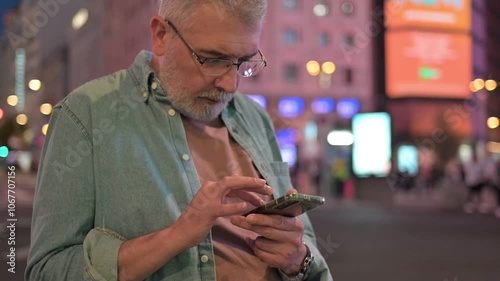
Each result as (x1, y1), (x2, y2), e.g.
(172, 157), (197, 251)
(352, 112), (392, 177)
(385, 0), (471, 32)
(386, 31), (471, 99)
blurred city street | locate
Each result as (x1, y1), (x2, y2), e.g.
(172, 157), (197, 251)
(1, 171), (500, 281)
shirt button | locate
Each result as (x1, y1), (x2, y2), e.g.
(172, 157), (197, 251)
(200, 255), (209, 263)
(168, 109), (176, 117)
(151, 82), (158, 90)
(142, 92), (148, 99)
(182, 154), (190, 161)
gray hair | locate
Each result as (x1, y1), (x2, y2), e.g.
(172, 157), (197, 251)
(158, 0), (267, 30)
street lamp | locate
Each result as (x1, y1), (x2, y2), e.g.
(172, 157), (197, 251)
(7, 95), (19, 107)
(28, 79), (42, 91)
(306, 61), (321, 76)
(306, 60), (336, 89)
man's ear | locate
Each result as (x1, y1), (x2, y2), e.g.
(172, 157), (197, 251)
(150, 16), (169, 56)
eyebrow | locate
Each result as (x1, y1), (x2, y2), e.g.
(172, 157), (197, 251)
(197, 48), (259, 60)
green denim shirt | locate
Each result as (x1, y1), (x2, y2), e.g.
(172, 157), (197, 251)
(25, 51), (333, 281)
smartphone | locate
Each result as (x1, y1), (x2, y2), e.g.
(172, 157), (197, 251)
(243, 193), (325, 217)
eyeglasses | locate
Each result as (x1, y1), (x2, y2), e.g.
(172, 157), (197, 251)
(165, 19), (267, 78)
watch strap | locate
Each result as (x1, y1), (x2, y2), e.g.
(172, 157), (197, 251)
(278, 242), (314, 281)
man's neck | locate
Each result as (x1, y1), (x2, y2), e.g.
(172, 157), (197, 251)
(150, 55), (160, 75)
(182, 115), (225, 129)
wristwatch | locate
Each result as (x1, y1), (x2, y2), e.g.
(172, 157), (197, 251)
(278, 242), (314, 281)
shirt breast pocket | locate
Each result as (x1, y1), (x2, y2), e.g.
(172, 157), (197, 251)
(267, 162), (293, 194)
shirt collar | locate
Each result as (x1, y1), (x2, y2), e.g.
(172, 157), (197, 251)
(129, 50), (161, 103)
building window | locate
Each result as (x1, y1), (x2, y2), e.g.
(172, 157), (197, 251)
(313, 2), (329, 17)
(284, 64), (299, 83)
(341, 2), (354, 16)
(345, 68), (353, 85)
(318, 32), (329, 47)
(283, 29), (299, 45)
(284, 0), (298, 10)
(343, 34), (354, 48)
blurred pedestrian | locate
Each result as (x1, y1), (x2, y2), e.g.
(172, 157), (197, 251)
(331, 157), (349, 198)
(463, 153), (486, 213)
(481, 154), (500, 217)
(495, 160), (500, 218)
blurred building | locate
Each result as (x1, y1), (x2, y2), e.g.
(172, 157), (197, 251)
(377, 0), (500, 171)
(0, 0), (87, 169)
(69, 0), (157, 90)
(237, 0), (379, 194)
(239, 0), (377, 121)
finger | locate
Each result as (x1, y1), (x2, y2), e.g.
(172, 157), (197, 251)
(245, 225), (287, 241)
(252, 237), (307, 273)
(248, 240), (284, 268)
(217, 202), (249, 217)
(218, 176), (274, 194)
(246, 214), (304, 232)
(253, 235), (302, 255)
(287, 188), (298, 194)
(230, 216), (254, 230)
(225, 190), (267, 206)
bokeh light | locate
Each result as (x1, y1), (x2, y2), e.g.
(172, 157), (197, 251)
(40, 103), (53, 115)
(306, 60), (321, 76)
(16, 114), (28, 125)
(29, 79), (42, 91)
(485, 79), (497, 91)
(487, 117), (499, 129)
(322, 61), (336, 75)
(7, 95), (19, 106)
(41, 124), (50, 135)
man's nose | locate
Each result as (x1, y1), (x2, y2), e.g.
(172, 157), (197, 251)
(214, 67), (240, 93)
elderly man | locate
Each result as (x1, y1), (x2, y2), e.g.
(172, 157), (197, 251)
(26, 1), (333, 280)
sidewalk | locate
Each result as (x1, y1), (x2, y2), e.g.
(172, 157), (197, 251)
(392, 180), (475, 210)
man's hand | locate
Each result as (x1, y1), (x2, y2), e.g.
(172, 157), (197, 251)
(174, 176), (274, 248)
(229, 189), (307, 275)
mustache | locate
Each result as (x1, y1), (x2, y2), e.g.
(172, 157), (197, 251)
(199, 90), (233, 102)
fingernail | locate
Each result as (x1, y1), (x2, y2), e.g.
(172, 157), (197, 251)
(259, 199), (266, 206)
(245, 237), (254, 247)
(257, 178), (266, 184)
(246, 214), (257, 223)
(230, 216), (240, 225)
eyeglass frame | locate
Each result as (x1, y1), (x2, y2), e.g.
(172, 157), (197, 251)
(164, 19), (267, 77)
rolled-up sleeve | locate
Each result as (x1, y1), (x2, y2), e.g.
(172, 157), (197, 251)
(83, 228), (126, 280)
